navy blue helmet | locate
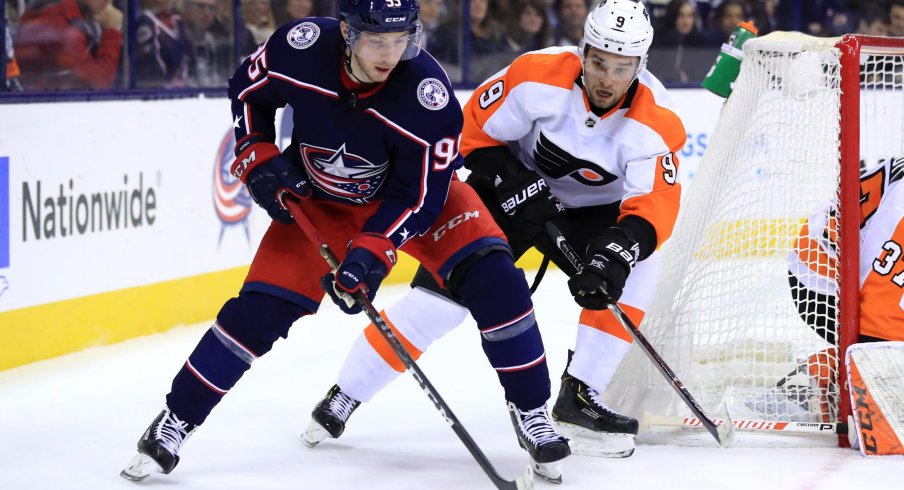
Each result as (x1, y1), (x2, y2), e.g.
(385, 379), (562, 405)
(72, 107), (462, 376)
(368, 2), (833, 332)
(339, 0), (421, 34)
(340, 0), (423, 60)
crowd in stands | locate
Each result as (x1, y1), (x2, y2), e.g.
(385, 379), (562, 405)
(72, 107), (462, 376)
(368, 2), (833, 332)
(3, 0), (904, 91)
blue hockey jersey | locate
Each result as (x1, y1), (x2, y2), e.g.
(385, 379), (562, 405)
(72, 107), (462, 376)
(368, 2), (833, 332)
(227, 17), (463, 249)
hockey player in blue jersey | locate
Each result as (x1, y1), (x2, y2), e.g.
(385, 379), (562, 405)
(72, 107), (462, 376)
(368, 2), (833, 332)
(120, 0), (569, 482)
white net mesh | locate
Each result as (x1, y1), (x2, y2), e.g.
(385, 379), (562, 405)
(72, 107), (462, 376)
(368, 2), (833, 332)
(603, 33), (904, 442)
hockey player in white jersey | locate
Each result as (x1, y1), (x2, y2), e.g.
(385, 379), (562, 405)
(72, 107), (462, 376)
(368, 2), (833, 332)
(304, 0), (685, 478)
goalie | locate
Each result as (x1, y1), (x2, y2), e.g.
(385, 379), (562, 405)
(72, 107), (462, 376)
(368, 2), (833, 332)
(748, 155), (904, 454)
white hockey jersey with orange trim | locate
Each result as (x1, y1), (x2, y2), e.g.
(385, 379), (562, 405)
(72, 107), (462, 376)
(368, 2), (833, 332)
(790, 156), (904, 341)
(462, 46), (686, 248)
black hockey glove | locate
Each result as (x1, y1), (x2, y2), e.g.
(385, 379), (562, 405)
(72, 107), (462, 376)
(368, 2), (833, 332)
(232, 141), (311, 224)
(567, 227), (639, 309)
(494, 169), (564, 242)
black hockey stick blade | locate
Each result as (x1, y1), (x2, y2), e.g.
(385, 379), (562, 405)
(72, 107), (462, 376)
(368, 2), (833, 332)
(285, 199), (533, 490)
(543, 222), (732, 447)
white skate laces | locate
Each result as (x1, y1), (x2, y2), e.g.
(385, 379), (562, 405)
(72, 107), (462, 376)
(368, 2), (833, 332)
(328, 390), (358, 422)
(155, 410), (194, 456)
(515, 405), (561, 446)
(586, 387), (608, 410)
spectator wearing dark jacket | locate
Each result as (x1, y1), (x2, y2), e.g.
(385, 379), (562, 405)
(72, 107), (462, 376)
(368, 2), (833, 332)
(654, 0), (706, 48)
(431, 0), (506, 82)
(551, 0), (588, 47)
(136, 0), (192, 87)
(503, 0), (552, 55)
(649, 0), (709, 84)
(703, 0), (745, 47)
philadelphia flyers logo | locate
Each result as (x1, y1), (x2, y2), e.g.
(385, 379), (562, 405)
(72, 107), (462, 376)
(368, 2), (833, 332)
(533, 132), (617, 186)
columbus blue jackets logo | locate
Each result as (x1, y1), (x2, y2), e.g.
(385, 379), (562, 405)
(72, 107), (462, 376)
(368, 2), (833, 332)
(417, 78), (449, 111)
(300, 143), (388, 203)
(213, 130), (253, 245)
(287, 22), (319, 49)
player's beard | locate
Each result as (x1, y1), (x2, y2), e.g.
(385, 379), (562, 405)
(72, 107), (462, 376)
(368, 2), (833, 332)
(583, 75), (633, 113)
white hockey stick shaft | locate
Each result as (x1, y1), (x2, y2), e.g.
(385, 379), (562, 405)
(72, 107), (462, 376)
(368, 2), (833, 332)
(642, 411), (845, 434)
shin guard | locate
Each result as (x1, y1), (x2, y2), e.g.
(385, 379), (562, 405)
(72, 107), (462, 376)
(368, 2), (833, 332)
(455, 251), (550, 410)
(166, 292), (307, 425)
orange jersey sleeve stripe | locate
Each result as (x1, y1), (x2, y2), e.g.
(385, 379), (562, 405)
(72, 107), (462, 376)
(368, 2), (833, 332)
(578, 304), (644, 343)
(620, 182), (682, 247)
(461, 51), (580, 157)
(363, 311), (423, 372)
(461, 101), (506, 157)
(620, 83), (685, 247)
(625, 83), (687, 154)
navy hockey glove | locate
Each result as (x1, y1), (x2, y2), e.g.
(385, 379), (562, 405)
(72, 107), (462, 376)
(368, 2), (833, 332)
(322, 233), (397, 314)
(567, 227), (640, 309)
(494, 169), (564, 242)
(231, 140), (311, 223)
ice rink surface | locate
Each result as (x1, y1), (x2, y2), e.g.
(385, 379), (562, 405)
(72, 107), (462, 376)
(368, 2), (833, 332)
(1, 269), (900, 490)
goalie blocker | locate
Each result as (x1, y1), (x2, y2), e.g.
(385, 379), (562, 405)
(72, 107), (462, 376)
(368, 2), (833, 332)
(846, 341), (904, 456)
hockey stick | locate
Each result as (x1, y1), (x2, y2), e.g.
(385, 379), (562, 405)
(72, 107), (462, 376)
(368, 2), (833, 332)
(643, 412), (846, 435)
(543, 222), (733, 447)
(284, 199), (533, 490)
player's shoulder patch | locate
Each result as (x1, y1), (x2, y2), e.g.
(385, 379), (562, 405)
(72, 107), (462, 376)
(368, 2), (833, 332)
(136, 24), (153, 44)
(416, 78), (449, 111)
(286, 21), (320, 49)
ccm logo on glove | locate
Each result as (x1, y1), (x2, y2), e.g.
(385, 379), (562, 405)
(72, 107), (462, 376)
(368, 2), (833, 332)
(232, 150), (257, 179)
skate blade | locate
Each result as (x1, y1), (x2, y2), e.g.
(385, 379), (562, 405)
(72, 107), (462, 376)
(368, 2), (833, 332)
(556, 422), (635, 458)
(515, 464), (535, 490)
(530, 458), (562, 485)
(301, 419), (331, 448)
(120, 453), (164, 481)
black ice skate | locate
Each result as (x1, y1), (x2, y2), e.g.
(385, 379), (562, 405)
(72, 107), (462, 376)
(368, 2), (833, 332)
(302, 384), (361, 448)
(552, 374), (638, 458)
(120, 408), (197, 481)
(508, 402), (571, 484)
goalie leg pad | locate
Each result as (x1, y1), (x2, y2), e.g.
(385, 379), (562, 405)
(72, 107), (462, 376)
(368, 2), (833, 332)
(455, 250), (550, 410)
(847, 341), (904, 455)
(166, 292), (308, 425)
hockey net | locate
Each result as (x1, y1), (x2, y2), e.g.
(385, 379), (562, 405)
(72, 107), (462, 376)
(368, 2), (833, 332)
(603, 33), (904, 446)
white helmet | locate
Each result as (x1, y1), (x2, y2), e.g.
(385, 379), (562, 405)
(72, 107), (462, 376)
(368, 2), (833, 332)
(581, 0), (653, 60)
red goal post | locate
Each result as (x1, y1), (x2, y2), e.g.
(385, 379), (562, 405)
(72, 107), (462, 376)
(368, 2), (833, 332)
(837, 34), (904, 445)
